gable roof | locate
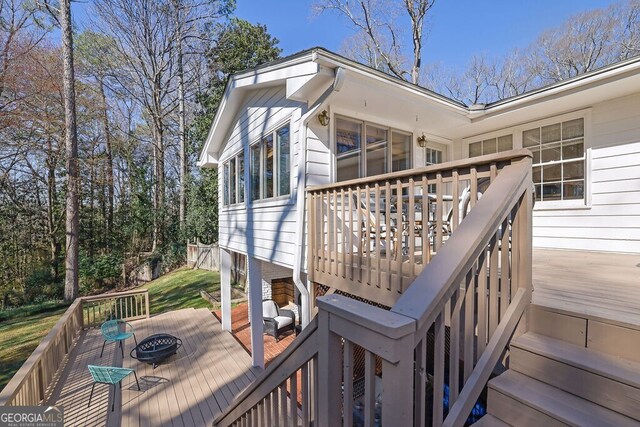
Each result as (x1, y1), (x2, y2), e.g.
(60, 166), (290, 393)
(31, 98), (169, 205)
(199, 47), (640, 166)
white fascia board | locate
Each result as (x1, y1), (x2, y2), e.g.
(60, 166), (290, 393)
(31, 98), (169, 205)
(286, 66), (334, 102)
(232, 61), (320, 90)
(479, 56), (640, 119)
(197, 152), (218, 168)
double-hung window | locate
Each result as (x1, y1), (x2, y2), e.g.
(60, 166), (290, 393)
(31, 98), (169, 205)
(223, 150), (244, 206)
(335, 116), (412, 182)
(524, 118), (585, 202)
(250, 124), (290, 201)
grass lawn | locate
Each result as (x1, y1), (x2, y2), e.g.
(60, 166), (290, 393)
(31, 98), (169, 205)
(0, 267), (220, 391)
(0, 301), (69, 392)
(142, 267), (220, 315)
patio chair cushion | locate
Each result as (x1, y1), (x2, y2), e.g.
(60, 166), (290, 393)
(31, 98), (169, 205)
(274, 315), (293, 329)
(262, 300), (279, 318)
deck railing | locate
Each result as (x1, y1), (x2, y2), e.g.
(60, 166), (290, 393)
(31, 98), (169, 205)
(317, 155), (532, 426)
(0, 289), (150, 406)
(82, 289), (150, 327)
(213, 151), (533, 426)
(214, 318), (319, 427)
(306, 150), (531, 307)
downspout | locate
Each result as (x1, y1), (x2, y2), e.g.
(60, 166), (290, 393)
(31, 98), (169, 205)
(293, 65), (345, 328)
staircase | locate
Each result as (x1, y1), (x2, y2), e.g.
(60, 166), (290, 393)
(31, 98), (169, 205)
(480, 304), (640, 426)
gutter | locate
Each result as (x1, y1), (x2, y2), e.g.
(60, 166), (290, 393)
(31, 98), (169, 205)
(293, 65), (345, 328)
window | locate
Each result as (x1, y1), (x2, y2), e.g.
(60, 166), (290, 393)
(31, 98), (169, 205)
(469, 134), (513, 157)
(425, 147), (443, 193)
(335, 116), (412, 182)
(523, 118), (585, 202)
(223, 150), (244, 206)
(425, 147), (443, 166)
(250, 123), (291, 201)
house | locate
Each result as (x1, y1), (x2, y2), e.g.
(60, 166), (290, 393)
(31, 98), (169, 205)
(198, 46), (640, 364)
(3, 47), (639, 425)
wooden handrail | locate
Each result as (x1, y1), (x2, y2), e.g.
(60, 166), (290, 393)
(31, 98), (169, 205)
(81, 288), (148, 302)
(306, 149), (533, 307)
(312, 155), (533, 426)
(306, 149), (532, 192)
(0, 289), (151, 407)
(213, 151), (534, 426)
(0, 299), (83, 406)
(392, 159), (531, 331)
(213, 317), (319, 426)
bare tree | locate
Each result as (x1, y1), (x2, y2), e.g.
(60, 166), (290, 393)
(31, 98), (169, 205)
(59, 0), (79, 301)
(92, 0), (180, 251)
(315, 0), (435, 84)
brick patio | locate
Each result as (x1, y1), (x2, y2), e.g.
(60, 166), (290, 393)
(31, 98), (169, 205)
(213, 303), (296, 366)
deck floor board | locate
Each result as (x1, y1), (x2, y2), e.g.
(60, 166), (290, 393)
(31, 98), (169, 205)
(532, 248), (640, 326)
(47, 307), (257, 427)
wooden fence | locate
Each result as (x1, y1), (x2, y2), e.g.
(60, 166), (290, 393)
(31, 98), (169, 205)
(0, 289), (150, 407)
(187, 243), (220, 271)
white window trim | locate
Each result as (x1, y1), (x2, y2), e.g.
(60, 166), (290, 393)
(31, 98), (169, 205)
(221, 149), (244, 209)
(248, 118), (293, 206)
(331, 111), (414, 181)
(424, 141), (448, 166)
(462, 109), (592, 211)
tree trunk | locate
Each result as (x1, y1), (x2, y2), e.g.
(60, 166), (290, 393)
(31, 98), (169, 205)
(46, 139), (59, 280)
(177, 36), (187, 233)
(152, 120), (164, 252)
(61, 0), (80, 302)
(99, 79), (114, 242)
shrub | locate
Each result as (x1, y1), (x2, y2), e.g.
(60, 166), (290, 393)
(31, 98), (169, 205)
(24, 269), (62, 303)
(79, 253), (123, 295)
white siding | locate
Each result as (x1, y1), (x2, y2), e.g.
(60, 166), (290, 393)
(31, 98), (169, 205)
(218, 86), (304, 267)
(532, 94), (640, 253)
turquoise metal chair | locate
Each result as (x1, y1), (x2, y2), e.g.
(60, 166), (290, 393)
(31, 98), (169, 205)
(87, 365), (140, 412)
(100, 319), (137, 358)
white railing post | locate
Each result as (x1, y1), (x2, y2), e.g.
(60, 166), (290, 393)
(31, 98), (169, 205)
(381, 333), (415, 426)
(316, 294), (416, 427)
(316, 309), (343, 427)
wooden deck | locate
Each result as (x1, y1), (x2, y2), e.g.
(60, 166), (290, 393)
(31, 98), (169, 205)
(47, 308), (260, 426)
(532, 248), (640, 326)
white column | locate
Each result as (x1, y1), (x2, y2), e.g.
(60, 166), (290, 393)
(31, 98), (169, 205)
(247, 256), (264, 369)
(220, 248), (232, 332)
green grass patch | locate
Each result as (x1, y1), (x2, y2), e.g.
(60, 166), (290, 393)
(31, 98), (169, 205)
(0, 267), (220, 392)
(142, 267), (220, 315)
(0, 301), (68, 391)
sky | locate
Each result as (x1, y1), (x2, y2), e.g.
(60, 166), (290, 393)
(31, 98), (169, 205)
(232, 0), (621, 69)
(72, 0), (622, 69)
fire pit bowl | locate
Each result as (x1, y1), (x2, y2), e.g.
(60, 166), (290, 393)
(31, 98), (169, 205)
(130, 333), (182, 368)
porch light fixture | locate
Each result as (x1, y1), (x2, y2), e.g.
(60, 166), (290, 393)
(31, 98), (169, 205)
(417, 134), (427, 148)
(318, 110), (330, 127)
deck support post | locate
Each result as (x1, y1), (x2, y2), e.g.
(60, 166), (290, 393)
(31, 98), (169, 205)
(220, 248), (232, 332)
(247, 256), (265, 369)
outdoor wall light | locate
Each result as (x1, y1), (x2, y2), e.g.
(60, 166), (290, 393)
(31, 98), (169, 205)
(417, 134), (427, 148)
(318, 110), (330, 127)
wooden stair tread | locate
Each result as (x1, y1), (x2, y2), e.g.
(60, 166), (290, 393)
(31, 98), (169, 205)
(489, 371), (640, 427)
(473, 414), (511, 426)
(512, 332), (640, 389)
